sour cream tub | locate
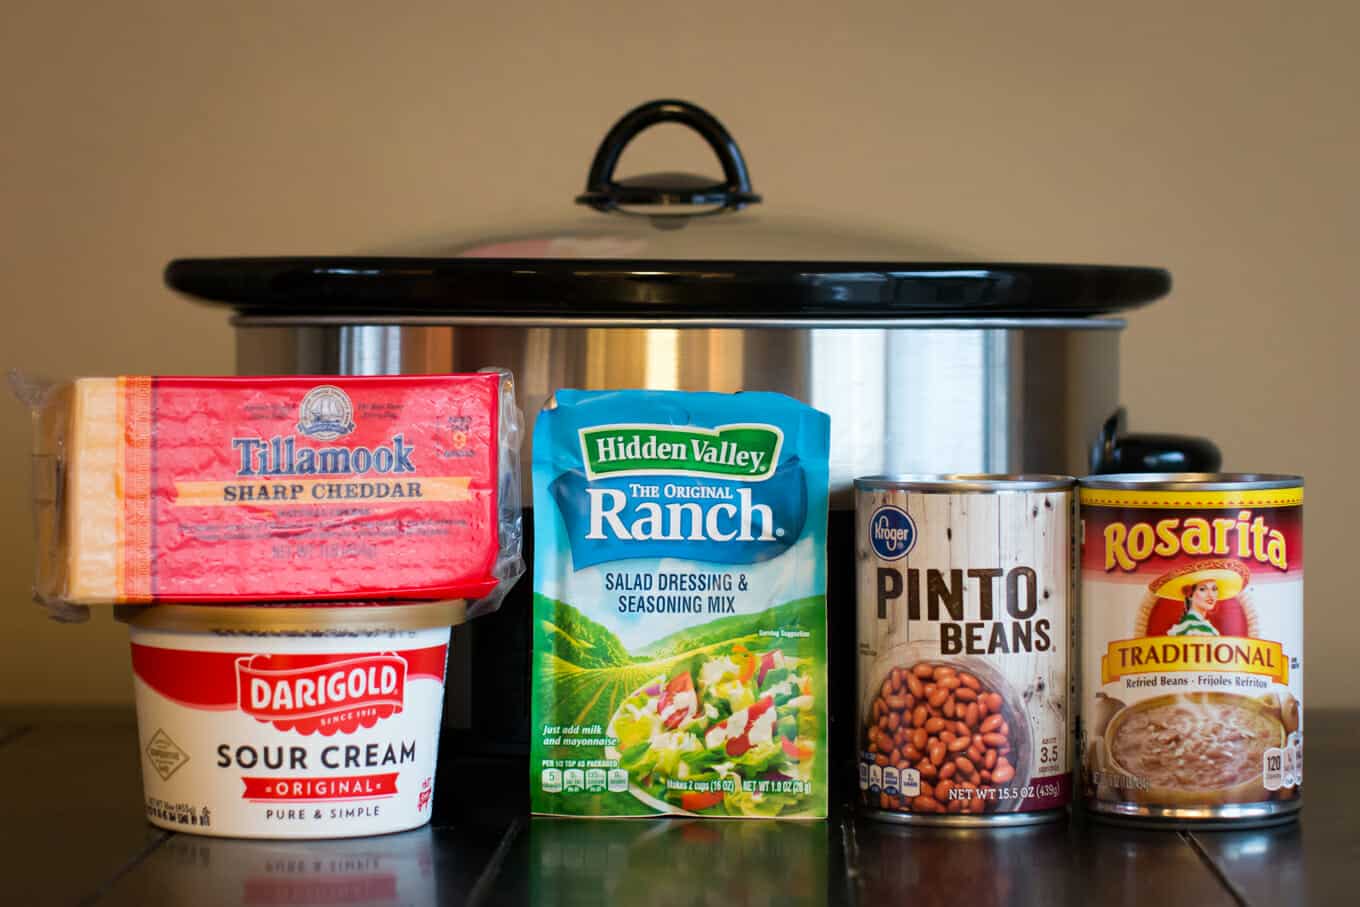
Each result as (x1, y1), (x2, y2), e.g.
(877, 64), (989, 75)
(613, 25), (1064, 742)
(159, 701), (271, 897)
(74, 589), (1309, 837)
(116, 602), (459, 839)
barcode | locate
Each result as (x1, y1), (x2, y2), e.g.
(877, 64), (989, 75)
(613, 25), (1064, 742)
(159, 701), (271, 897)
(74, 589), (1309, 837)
(147, 801), (212, 827)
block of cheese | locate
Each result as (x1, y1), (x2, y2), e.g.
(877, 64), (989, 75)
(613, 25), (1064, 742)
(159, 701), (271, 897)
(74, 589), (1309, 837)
(32, 374), (520, 605)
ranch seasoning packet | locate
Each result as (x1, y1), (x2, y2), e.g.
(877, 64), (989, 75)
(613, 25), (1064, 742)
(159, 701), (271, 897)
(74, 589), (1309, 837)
(530, 389), (830, 819)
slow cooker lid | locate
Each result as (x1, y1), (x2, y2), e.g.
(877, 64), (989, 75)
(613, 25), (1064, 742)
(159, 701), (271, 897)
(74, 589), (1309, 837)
(165, 99), (1171, 320)
(167, 257), (1168, 319)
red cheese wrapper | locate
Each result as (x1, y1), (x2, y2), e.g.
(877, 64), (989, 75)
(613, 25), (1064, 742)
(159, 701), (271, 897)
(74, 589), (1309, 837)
(25, 372), (522, 608)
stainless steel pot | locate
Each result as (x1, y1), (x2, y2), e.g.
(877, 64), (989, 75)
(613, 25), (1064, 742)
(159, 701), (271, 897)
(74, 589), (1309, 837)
(167, 99), (1220, 756)
(234, 318), (1124, 506)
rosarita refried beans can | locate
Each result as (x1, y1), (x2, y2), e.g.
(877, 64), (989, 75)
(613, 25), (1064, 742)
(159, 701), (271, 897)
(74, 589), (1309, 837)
(1079, 474), (1304, 828)
(856, 475), (1076, 826)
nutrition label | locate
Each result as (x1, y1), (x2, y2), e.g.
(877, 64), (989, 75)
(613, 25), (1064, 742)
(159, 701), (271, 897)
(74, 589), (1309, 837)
(1263, 741), (1304, 791)
(540, 767), (629, 794)
(861, 764), (924, 799)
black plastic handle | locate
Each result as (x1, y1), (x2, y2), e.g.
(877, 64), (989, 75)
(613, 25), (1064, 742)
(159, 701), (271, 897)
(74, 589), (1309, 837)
(576, 99), (761, 215)
(1090, 408), (1222, 474)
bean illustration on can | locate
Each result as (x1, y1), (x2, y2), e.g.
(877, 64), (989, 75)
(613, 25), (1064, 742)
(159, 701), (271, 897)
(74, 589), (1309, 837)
(1079, 474), (1304, 828)
(856, 475), (1075, 826)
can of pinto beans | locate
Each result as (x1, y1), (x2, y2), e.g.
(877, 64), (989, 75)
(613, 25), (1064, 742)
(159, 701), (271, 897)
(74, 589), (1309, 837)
(855, 475), (1076, 826)
(1079, 474), (1304, 828)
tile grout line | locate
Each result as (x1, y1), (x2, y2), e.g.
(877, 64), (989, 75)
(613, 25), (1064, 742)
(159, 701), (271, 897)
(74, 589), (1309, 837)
(464, 816), (524, 907)
(840, 812), (861, 907)
(1180, 831), (1251, 907)
(78, 830), (174, 907)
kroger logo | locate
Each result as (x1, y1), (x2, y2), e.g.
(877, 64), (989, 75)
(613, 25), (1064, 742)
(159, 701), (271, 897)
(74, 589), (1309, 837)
(869, 505), (917, 560)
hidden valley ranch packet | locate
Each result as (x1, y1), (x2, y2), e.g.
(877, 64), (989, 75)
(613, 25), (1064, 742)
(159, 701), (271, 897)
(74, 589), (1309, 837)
(531, 390), (830, 818)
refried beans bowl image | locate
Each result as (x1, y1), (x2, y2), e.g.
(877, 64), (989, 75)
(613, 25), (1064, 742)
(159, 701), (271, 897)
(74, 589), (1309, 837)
(1101, 692), (1285, 805)
(861, 645), (1035, 813)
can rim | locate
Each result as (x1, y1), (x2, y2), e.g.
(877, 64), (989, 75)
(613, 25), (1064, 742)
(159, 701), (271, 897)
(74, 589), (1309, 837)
(861, 807), (1067, 827)
(113, 601), (467, 633)
(855, 473), (1076, 492)
(1079, 473), (1303, 491)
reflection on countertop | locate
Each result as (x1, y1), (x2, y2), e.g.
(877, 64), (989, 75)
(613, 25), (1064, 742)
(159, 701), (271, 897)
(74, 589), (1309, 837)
(139, 829), (436, 905)
(851, 820), (1068, 907)
(3, 709), (1356, 905)
(523, 817), (832, 907)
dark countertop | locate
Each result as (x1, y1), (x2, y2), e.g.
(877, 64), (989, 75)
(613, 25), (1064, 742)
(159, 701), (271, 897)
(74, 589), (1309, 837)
(2, 708), (1354, 906)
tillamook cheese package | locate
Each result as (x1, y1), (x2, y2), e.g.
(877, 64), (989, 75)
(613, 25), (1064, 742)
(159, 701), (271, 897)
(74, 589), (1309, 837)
(531, 389), (830, 818)
(21, 373), (522, 610)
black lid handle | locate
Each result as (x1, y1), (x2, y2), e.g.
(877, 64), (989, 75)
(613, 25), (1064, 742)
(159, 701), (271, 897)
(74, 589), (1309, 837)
(576, 99), (761, 216)
(1090, 407), (1222, 474)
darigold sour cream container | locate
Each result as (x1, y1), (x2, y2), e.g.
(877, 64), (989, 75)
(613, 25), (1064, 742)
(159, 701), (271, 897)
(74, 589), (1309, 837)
(118, 602), (461, 839)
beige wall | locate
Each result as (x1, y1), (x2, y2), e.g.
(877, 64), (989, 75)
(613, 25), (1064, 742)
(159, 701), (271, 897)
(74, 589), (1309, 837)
(2, 2), (1355, 705)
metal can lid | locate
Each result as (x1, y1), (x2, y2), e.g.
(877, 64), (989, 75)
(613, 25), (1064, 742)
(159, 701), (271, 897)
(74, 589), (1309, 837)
(1079, 473), (1303, 492)
(855, 474), (1076, 493)
(113, 600), (467, 634)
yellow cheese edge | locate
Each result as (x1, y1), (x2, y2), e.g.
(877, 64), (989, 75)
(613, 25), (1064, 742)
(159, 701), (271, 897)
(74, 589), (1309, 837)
(64, 378), (124, 603)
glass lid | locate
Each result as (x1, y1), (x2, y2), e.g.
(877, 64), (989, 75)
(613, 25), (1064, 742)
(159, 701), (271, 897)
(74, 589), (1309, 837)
(166, 99), (1171, 320)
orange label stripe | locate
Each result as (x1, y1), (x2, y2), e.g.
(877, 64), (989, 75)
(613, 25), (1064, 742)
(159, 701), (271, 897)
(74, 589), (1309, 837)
(171, 476), (474, 507)
(1080, 487), (1303, 509)
(1101, 636), (1288, 685)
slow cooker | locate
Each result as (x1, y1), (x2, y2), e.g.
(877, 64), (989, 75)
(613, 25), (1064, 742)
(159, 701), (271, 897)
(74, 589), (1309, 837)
(165, 99), (1218, 756)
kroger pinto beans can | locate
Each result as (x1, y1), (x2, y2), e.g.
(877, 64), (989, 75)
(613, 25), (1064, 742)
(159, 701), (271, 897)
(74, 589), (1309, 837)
(856, 475), (1076, 826)
(1079, 474), (1304, 828)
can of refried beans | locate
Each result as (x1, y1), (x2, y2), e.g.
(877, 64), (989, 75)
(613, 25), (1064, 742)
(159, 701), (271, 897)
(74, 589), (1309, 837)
(1079, 474), (1303, 828)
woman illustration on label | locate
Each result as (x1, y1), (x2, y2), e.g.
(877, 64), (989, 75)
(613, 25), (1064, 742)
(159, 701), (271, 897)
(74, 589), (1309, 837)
(1136, 559), (1257, 639)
